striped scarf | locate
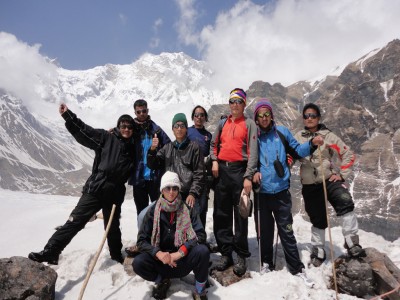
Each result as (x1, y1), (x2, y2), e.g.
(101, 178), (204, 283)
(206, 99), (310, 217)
(151, 195), (197, 247)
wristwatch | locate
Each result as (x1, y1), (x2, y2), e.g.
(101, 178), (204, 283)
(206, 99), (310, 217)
(178, 249), (185, 258)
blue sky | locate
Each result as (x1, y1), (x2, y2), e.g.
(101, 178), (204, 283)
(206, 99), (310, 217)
(1, 0), (400, 90)
(0, 0), (266, 70)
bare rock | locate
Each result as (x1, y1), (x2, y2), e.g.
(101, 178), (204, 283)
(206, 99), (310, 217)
(0, 256), (57, 300)
(334, 247), (400, 300)
(210, 266), (251, 287)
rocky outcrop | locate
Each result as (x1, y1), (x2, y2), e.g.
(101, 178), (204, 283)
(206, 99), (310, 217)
(0, 256), (57, 300)
(334, 248), (400, 300)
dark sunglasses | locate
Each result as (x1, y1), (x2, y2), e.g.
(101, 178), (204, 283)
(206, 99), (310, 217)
(229, 99), (244, 105)
(257, 112), (271, 119)
(120, 124), (133, 130)
(173, 123), (186, 129)
(303, 113), (319, 120)
(135, 109), (148, 115)
(194, 113), (205, 118)
(164, 186), (179, 192)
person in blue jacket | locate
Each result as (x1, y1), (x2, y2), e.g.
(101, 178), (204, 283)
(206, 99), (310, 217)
(252, 99), (323, 285)
(128, 99), (171, 216)
(187, 105), (212, 228)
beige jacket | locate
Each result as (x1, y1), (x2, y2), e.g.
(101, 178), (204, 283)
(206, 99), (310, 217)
(294, 124), (355, 185)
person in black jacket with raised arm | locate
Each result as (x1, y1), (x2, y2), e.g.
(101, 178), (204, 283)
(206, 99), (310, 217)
(29, 103), (135, 264)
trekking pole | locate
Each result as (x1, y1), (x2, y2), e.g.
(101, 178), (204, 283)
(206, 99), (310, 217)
(318, 146), (339, 300)
(254, 184), (262, 273)
(273, 227), (279, 267)
(78, 204), (117, 300)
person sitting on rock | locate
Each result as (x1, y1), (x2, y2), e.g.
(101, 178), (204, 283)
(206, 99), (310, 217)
(133, 171), (210, 300)
(294, 103), (365, 267)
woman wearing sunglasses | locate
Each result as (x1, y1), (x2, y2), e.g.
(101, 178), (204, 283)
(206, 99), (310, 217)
(133, 171), (209, 300)
(252, 99), (323, 286)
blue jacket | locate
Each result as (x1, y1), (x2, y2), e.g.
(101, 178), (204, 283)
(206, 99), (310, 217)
(258, 124), (314, 194)
(187, 126), (212, 157)
(128, 119), (171, 187)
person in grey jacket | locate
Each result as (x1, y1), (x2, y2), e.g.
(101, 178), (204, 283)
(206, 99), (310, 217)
(294, 103), (364, 267)
(29, 103), (135, 264)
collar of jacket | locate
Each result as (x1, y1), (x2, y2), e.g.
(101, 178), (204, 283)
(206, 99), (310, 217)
(302, 123), (329, 136)
(173, 137), (190, 149)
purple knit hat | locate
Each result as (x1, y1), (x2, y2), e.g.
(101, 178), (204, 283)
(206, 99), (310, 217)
(254, 98), (273, 120)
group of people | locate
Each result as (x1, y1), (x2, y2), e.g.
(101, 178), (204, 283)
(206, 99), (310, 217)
(28, 88), (364, 300)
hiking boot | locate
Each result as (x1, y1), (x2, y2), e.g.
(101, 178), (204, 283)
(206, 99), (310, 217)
(206, 242), (219, 254)
(192, 289), (208, 300)
(214, 255), (233, 271)
(233, 256), (247, 277)
(152, 278), (171, 300)
(125, 245), (140, 257)
(344, 235), (366, 258)
(309, 246), (326, 267)
(111, 254), (124, 264)
(28, 244), (60, 265)
(260, 262), (275, 274)
(295, 269), (315, 288)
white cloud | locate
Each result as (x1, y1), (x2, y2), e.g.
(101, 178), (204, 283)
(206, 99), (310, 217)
(183, 0), (400, 92)
(153, 18), (163, 32)
(0, 32), (58, 118)
(119, 13), (128, 25)
(174, 0), (201, 47)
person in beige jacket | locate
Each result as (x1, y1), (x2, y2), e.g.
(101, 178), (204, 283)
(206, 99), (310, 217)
(294, 103), (364, 267)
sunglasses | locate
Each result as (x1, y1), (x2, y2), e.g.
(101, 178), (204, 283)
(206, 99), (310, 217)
(164, 186), (179, 192)
(135, 109), (148, 115)
(229, 99), (244, 105)
(119, 124), (133, 130)
(257, 112), (271, 119)
(194, 113), (205, 118)
(173, 123), (186, 129)
(303, 113), (319, 120)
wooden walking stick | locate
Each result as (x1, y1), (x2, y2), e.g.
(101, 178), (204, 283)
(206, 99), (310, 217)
(78, 204), (117, 300)
(318, 146), (339, 300)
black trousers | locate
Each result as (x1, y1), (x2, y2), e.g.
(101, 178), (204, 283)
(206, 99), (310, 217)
(302, 180), (355, 229)
(254, 190), (304, 275)
(133, 180), (160, 215)
(47, 186), (125, 259)
(133, 244), (210, 283)
(213, 162), (250, 258)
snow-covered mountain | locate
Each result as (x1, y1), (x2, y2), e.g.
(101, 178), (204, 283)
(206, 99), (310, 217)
(0, 52), (225, 195)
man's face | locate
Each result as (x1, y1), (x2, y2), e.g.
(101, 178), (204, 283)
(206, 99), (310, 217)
(303, 108), (320, 129)
(256, 108), (272, 130)
(193, 108), (206, 128)
(134, 105), (148, 122)
(172, 122), (187, 141)
(229, 98), (245, 117)
(119, 122), (134, 139)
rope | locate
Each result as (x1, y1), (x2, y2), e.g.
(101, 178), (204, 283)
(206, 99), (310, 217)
(318, 146), (339, 300)
(78, 204), (117, 300)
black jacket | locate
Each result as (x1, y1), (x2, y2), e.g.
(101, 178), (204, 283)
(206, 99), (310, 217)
(147, 138), (204, 198)
(136, 199), (206, 257)
(62, 109), (135, 197)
